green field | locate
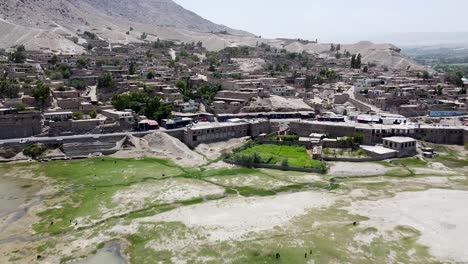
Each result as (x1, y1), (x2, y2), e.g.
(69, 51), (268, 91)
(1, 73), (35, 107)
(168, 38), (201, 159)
(234, 144), (325, 170)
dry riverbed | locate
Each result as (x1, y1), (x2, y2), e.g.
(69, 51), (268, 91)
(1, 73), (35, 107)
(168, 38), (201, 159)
(0, 148), (466, 263)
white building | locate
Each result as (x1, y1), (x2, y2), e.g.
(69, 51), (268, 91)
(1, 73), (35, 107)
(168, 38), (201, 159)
(353, 79), (384, 93)
(383, 136), (417, 157)
(270, 85), (295, 97)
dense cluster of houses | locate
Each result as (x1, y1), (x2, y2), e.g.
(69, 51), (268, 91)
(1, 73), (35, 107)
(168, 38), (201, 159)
(0, 39), (467, 150)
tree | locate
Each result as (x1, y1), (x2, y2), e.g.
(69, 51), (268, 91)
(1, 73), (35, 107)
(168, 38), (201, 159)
(198, 84), (222, 103)
(9, 45), (26, 63)
(76, 58), (88, 69)
(335, 52), (341, 59)
(32, 81), (50, 106)
(422, 71), (431, 80)
(0, 80), (19, 98)
(70, 79), (86, 90)
(176, 79), (192, 102)
(140, 32), (148, 40)
(447, 72), (463, 87)
(356, 53), (362, 69)
(330, 44), (336, 52)
(147, 71), (154, 79)
(351, 54), (356, 68)
(436, 85), (443, 96)
(49, 55), (58, 65)
(352, 134), (364, 145)
(97, 73), (117, 91)
(128, 62), (136, 75)
(363, 66), (369, 73)
(336, 44), (341, 51)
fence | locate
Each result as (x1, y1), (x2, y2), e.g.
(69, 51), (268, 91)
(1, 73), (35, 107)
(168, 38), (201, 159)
(224, 159), (327, 174)
(322, 156), (389, 162)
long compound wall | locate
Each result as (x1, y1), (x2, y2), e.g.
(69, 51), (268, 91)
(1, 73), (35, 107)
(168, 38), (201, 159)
(290, 121), (468, 146)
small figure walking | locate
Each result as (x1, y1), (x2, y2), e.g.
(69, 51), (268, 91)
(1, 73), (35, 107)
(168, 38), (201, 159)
(276, 253), (280, 259)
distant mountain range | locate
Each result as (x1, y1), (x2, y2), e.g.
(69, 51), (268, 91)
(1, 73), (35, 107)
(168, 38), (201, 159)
(0, 0), (421, 70)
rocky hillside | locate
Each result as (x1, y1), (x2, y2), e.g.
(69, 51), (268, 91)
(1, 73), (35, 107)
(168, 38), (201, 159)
(0, 0), (252, 53)
(0, 0), (251, 35)
(0, 0), (420, 70)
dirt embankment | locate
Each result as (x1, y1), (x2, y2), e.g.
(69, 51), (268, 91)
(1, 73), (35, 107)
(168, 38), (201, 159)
(112, 133), (207, 167)
(243, 96), (313, 112)
(195, 137), (250, 161)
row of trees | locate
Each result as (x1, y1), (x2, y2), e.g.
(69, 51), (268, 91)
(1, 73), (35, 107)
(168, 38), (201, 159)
(175, 79), (221, 103)
(330, 43), (341, 52)
(111, 91), (172, 122)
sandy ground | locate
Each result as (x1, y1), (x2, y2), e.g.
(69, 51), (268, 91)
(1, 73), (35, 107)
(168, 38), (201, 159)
(195, 137), (250, 161)
(231, 58), (266, 72)
(112, 133), (207, 167)
(328, 162), (392, 177)
(111, 178), (225, 210)
(205, 174), (291, 189)
(134, 191), (336, 243)
(347, 189), (468, 263)
(243, 96), (313, 112)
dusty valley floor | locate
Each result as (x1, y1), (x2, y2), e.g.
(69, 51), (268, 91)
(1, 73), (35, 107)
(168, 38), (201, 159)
(0, 144), (467, 264)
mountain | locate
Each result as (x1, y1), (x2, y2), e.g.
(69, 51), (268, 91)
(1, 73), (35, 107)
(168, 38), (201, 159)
(0, 0), (252, 53)
(0, 0), (420, 70)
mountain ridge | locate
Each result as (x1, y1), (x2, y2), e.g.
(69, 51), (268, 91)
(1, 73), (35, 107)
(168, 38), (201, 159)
(0, 0), (421, 70)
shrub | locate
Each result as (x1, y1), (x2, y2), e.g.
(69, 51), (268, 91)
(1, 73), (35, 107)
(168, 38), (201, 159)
(357, 149), (367, 157)
(23, 144), (47, 159)
(89, 110), (97, 119)
(73, 112), (83, 120)
(15, 103), (26, 112)
(252, 152), (262, 164)
(281, 158), (289, 167)
(0, 148), (17, 159)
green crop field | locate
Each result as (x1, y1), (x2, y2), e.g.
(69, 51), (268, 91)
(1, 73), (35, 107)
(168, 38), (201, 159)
(235, 144), (324, 169)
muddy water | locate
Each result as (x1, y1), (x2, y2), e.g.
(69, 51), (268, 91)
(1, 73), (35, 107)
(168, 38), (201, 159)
(73, 242), (127, 264)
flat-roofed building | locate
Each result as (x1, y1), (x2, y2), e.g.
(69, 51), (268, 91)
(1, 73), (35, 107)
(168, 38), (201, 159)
(184, 119), (270, 147)
(383, 137), (417, 157)
(0, 108), (42, 139)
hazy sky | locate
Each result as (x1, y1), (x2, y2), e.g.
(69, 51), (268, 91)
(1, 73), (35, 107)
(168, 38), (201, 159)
(174, 0), (468, 44)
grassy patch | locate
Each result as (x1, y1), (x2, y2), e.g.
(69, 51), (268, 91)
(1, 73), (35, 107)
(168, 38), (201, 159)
(391, 158), (428, 168)
(234, 144), (324, 169)
(433, 155), (468, 168)
(32, 158), (185, 235)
